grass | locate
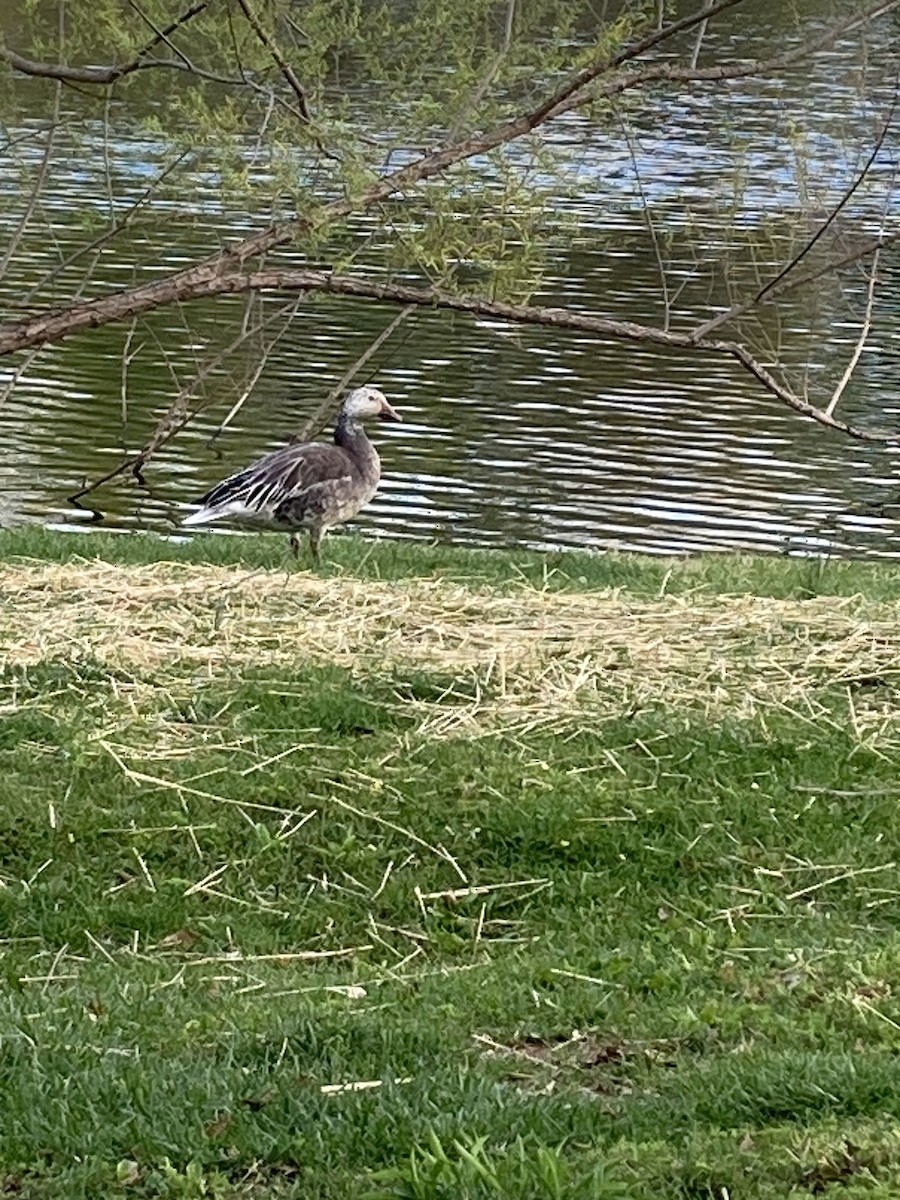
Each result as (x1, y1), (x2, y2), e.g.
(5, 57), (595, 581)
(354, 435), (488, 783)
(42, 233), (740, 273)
(11, 523), (900, 598)
(2, 528), (900, 1197)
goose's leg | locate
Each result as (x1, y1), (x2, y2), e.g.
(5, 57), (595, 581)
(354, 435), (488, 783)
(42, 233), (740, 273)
(309, 530), (321, 565)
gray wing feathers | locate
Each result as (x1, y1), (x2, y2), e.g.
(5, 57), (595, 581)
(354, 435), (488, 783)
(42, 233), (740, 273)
(191, 444), (355, 519)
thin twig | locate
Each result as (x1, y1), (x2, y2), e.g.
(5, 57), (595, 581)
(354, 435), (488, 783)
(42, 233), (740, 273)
(0, 347), (44, 407)
(120, 317), (141, 430)
(824, 249), (880, 418)
(689, 17), (709, 68)
(23, 148), (195, 307)
(692, 84), (900, 343)
(139, 294), (300, 462)
(67, 299), (300, 502)
(756, 89), (898, 304)
(204, 295), (263, 447)
(0, 79), (60, 279)
(616, 107), (670, 330)
(126, 0), (197, 74)
(235, 0), (311, 120)
(445, 0), (516, 144)
(204, 326), (275, 444)
(292, 303), (416, 443)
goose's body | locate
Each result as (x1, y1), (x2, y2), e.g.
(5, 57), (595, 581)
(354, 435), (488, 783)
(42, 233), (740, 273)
(182, 386), (401, 560)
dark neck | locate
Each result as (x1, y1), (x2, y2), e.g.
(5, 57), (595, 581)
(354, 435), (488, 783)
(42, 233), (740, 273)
(334, 414), (379, 474)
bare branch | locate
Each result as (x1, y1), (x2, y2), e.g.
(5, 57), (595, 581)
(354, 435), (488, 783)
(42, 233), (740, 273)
(756, 90), (898, 304)
(68, 298), (301, 502)
(203, 292), (265, 446)
(231, 0), (342, 160)
(0, 2), (208, 85)
(202, 329), (276, 446)
(694, 228), (900, 342)
(125, 0), (197, 75)
(616, 108), (670, 330)
(139, 297), (301, 466)
(0, 79), (60, 279)
(38, 266), (899, 445)
(824, 250), (880, 418)
(119, 317), (141, 430)
(118, 55), (246, 86)
(292, 304), (417, 443)
(0, 347), (45, 407)
(22, 148), (195, 306)
(689, 16), (710, 68)
(689, 90), (899, 342)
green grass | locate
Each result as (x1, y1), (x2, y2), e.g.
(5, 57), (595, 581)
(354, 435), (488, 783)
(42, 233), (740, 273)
(2, 529), (900, 1197)
(7, 524), (900, 600)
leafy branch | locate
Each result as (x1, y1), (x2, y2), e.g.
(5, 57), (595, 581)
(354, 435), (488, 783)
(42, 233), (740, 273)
(0, 2), (210, 85)
(1, 0), (896, 448)
(2, 0), (880, 355)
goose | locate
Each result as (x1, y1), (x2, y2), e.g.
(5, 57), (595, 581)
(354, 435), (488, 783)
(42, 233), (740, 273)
(182, 386), (402, 561)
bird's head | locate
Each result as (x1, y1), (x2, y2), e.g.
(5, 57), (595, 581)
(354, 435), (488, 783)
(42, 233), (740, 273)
(343, 386), (402, 422)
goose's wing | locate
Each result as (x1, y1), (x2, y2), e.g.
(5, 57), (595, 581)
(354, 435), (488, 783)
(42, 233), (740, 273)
(184, 443), (353, 525)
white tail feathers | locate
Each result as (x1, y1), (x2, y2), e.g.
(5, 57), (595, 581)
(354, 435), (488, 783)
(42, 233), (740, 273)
(182, 499), (267, 527)
(181, 505), (233, 526)
(181, 507), (215, 527)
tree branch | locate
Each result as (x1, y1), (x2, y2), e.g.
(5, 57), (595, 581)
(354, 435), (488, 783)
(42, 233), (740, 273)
(292, 303), (417, 443)
(9, 0), (881, 365)
(755, 90), (897, 305)
(0, 0), (759, 356)
(526, 0), (748, 126)
(823, 250), (880, 418)
(0, 1), (208, 85)
(0, 79), (61, 280)
(67, 297), (302, 502)
(20, 267), (898, 444)
(2, 0), (895, 451)
(234, 0), (312, 121)
(686, 84), (897, 346)
(445, 0), (517, 144)
(22, 148), (195, 307)
(616, 106), (671, 330)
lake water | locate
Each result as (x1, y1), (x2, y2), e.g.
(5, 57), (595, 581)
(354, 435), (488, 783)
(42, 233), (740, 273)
(1, 1), (899, 557)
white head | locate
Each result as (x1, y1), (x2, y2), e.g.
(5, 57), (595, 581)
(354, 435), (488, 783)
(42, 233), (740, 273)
(342, 386), (402, 423)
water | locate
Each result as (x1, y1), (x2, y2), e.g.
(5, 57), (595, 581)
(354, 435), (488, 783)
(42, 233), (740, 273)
(1, 1), (899, 556)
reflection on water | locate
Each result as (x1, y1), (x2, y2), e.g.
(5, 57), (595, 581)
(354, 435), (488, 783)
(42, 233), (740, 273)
(2, 5), (900, 558)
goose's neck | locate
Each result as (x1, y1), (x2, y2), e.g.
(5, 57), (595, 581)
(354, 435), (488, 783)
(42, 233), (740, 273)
(334, 414), (379, 475)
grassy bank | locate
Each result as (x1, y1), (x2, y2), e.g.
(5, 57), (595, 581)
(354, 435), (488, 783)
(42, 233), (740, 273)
(2, 529), (900, 1198)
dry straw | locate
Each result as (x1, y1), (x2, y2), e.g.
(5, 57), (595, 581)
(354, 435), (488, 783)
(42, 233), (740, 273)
(1, 558), (898, 741)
